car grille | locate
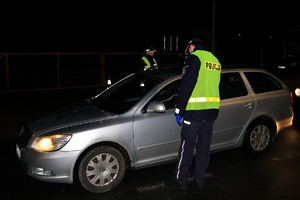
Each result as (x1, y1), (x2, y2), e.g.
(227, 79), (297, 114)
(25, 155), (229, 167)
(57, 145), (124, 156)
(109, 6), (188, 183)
(17, 125), (33, 148)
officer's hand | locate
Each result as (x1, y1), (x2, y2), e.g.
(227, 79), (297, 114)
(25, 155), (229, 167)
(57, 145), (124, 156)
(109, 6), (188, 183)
(175, 115), (182, 126)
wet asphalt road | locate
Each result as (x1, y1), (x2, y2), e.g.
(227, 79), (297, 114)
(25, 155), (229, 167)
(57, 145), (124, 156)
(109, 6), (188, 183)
(1, 76), (300, 200)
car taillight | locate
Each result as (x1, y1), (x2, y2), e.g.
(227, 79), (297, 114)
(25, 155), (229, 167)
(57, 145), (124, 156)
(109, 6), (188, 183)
(290, 91), (293, 108)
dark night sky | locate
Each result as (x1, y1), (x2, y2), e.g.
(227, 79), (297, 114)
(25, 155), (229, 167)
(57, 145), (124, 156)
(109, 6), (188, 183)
(0, 0), (299, 53)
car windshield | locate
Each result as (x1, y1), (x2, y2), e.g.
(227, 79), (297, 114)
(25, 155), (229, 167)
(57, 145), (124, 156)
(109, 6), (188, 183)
(93, 74), (162, 114)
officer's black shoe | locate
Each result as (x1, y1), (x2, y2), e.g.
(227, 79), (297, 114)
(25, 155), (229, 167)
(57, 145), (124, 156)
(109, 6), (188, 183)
(165, 179), (188, 190)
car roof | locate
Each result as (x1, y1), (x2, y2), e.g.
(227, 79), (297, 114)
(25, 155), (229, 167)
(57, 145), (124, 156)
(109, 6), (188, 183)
(222, 64), (267, 71)
(136, 64), (268, 80)
(222, 65), (271, 74)
(136, 65), (183, 80)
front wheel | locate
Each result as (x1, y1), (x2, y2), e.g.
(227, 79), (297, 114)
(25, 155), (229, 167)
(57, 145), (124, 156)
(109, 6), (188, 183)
(78, 146), (126, 193)
(243, 119), (274, 155)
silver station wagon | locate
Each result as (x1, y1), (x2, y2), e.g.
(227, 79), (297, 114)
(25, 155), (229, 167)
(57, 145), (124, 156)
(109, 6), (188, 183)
(16, 65), (294, 193)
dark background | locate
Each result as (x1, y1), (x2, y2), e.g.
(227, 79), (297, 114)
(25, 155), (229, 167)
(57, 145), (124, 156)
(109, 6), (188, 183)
(0, 0), (299, 67)
(1, 2), (300, 198)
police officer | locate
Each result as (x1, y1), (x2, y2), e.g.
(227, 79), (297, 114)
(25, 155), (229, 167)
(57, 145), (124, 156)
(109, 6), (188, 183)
(165, 37), (221, 190)
(137, 46), (158, 71)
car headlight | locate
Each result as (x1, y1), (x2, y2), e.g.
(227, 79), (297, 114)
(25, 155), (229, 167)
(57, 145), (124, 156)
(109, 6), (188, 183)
(295, 88), (300, 97)
(30, 134), (72, 152)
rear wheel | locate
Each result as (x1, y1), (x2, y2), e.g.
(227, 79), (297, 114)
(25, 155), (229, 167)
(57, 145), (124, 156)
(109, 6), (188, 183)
(243, 119), (274, 155)
(78, 146), (126, 193)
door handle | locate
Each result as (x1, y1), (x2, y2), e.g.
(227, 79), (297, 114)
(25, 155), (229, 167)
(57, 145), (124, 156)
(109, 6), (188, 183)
(244, 102), (253, 109)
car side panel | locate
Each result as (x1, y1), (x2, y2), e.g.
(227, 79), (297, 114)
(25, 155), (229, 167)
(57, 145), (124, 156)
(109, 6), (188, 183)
(247, 89), (293, 134)
(133, 108), (181, 167)
(211, 95), (256, 151)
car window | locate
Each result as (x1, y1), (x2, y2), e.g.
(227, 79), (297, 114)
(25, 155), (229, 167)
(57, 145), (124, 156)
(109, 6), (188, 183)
(244, 72), (283, 93)
(219, 72), (248, 100)
(152, 80), (181, 109)
(94, 74), (162, 113)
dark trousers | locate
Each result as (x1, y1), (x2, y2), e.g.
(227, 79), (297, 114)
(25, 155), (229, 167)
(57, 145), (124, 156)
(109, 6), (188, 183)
(175, 119), (213, 186)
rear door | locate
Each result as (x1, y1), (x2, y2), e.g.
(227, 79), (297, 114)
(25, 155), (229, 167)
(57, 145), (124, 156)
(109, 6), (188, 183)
(211, 71), (256, 150)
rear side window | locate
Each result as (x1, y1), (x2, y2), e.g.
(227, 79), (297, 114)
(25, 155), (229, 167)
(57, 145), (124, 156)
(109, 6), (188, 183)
(244, 72), (283, 93)
(219, 73), (248, 100)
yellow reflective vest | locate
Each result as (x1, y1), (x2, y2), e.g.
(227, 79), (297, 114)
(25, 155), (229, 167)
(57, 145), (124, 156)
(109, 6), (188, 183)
(142, 56), (158, 70)
(186, 50), (221, 110)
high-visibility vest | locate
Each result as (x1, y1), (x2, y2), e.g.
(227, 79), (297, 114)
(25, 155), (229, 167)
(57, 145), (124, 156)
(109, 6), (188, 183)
(186, 50), (221, 110)
(142, 56), (158, 70)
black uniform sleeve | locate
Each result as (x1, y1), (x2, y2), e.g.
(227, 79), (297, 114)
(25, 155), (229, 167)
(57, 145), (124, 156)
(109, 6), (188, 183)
(136, 58), (146, 72)
(175, 54), (200, 116)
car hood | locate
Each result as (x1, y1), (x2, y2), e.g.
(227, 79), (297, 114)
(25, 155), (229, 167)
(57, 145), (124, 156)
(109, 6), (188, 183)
(28, 100), (118, 135)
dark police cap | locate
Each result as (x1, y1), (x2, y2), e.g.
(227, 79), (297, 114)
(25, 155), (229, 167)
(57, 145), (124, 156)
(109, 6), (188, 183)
(188, 37), (204, 45)
(146, 46), (156, 52)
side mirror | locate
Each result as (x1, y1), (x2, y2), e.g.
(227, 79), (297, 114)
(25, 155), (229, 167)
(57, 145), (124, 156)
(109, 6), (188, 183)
(147, 100), (166, 113)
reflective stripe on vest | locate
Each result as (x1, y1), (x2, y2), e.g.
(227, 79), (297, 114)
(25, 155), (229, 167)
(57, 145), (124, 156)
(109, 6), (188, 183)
(188, 97), (220, 103)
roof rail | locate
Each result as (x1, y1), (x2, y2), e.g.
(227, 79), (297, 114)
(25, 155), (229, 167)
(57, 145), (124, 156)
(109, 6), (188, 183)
(222, 64), (263, 69)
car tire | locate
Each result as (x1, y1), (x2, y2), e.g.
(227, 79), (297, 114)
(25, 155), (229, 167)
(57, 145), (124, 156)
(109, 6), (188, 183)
(243, 119), (274, 155)
(78, 145), (126, 193)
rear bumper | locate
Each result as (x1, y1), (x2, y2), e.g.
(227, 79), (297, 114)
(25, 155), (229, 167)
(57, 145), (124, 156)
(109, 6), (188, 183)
(276, 113), (294, 134)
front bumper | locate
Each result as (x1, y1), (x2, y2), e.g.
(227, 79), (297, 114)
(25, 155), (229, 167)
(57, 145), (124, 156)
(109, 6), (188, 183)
(16, 145), (80, 184)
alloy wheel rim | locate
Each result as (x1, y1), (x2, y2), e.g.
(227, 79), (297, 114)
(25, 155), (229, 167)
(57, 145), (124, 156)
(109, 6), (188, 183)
(250, 125), (270, 151)
(86, 153), (119, 186)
